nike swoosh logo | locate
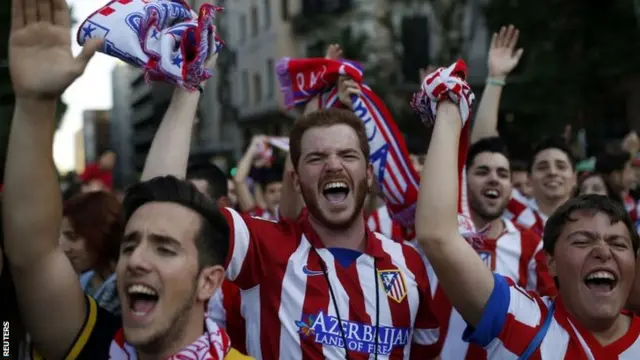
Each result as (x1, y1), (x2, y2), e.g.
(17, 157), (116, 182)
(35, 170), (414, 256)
(302, 265), (326, 276)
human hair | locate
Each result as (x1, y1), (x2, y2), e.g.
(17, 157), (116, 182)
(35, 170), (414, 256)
(465, 136), (510, 170)
(510, 159), (528, 173)
(123, 176), (229, 269)
(186, 161), (229, 201)
(595, 149), (631, 175)
(289, 108), (370, 170)
(574, 172), (623, 205)
(261, 166), (283, 187)
(543, 194), (639, 257)
(63, 191), (124, 272)
(528, 136), (576, 173)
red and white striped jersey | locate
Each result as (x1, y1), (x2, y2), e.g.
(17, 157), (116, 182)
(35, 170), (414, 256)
(221, 207), (441, 359)
(428, 219), (557, 359)
(367, 205), (415, 243)
(623, 192), (637, 222)
(504, 189), (547, 236)
(247, 205), (279, 222)
(464, 274), (640, 359)
(209, 280), (247, 354)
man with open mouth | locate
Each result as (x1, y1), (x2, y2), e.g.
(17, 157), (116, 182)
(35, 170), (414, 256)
(2, 0), (250, 359)
(136, 48), (443, 357)
(416, 88), (640, 358)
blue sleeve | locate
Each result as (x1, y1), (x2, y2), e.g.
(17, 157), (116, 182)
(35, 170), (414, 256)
(462, 273), (511, 347)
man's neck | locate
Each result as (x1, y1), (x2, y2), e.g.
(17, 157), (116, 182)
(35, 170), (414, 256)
(471, 213), (504, 239)
(137, 309), (206, 360)
(309, 214), (367, 252)
(534, 195), (568, 217)
(566, 303), (631, 346)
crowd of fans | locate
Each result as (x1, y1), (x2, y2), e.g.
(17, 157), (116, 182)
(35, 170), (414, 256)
(2, 0), (640, 358)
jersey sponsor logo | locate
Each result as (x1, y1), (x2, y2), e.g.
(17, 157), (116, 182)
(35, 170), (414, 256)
(378, 269), (407, 303)
(302, 265), (326, 276)
(295, 311), (410, 355)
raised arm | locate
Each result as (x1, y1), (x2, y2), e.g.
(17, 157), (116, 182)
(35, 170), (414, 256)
(3, 0), (102, 357)
(470, 25), (523, 143)
(140, 54), (218, 181)
(415, 100), (495, 327)
(233, 136), (265, 212)
(140, 88), (204, 180)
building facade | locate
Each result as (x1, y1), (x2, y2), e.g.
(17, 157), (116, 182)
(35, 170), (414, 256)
(224, 0), (303, 146)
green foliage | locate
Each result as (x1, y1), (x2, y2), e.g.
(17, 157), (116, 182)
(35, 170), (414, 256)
(484, 0), (640, 141)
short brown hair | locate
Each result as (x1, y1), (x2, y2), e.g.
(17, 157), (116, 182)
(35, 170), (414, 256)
(64, 191), (124, 271)
(289, 109), (370, 170)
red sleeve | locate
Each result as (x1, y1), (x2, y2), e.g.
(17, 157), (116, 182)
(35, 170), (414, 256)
(405, 246), (442, 359)
(220, 207), (298, 290)
(221, 281), (247, 354)
(533, 249), (557, 297)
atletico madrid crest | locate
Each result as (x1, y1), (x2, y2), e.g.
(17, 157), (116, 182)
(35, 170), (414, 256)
(378, 269), (407, 303)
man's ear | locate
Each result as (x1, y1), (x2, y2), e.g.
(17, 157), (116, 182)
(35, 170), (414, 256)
(196, 265), (225, 302)
(546, 251), (556, 279)
(291, 169), (301, 194)
(216, 196), (230, 208)
(366, 163), (374, 190)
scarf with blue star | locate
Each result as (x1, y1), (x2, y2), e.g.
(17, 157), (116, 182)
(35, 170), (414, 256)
(77, 0), (223, 91)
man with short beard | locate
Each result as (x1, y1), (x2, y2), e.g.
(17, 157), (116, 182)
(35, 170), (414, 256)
(144, 107), (442, 359)
(430, 137), (556, 359)
(2, 0), (250, 359)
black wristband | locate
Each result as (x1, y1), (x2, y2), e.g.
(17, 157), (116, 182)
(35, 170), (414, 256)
(198, 85), (205, 94)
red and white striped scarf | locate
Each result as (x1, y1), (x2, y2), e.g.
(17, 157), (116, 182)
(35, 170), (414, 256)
(109, 318), (231, 359)
(410, 60), (487, 247)
(78, 0), (223, 91)
(276, 57), (420, 228)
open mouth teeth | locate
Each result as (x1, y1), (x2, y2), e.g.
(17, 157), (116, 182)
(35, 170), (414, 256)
(584, 271), (617, 292)
(483, 189), (500, 199)
(323, 181), (350, 203)
(127, 284), (159, 316)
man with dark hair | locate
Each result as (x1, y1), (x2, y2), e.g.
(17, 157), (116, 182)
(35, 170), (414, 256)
(505, 136), (577, 235)
(510, 159), (532, 199)
(417, 96), (640, 359)
(596, 148), (637, 220)
(432, 136), (555, 359)
(2, 0), (249, 358)
(187, 161), (231, 206)
(144, 99), (442, 357)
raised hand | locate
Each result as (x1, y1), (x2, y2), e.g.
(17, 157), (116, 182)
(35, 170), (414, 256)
(488, 25), (523, 80)
(10, 0), (103, 99)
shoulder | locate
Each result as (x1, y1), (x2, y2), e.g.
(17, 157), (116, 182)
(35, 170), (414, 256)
(375, 233), (426, 274)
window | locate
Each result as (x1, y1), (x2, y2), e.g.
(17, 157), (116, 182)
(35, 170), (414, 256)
(239, 14), (247, 43)
(264, 0), (271, 29)
(266, 58), (275, 98)
(253, 73), (262, 104)
(250, 6), (259, 36)
(242, 70), (249, 105)
(281, 0), (288, 21)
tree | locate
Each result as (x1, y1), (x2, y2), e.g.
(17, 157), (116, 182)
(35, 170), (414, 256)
(484, 0), (640, 149)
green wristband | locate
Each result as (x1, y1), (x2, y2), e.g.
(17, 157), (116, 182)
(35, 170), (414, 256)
(486, 77), (506, 86)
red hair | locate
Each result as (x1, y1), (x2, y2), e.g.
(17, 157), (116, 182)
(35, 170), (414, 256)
(63, 191), (124, 271)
